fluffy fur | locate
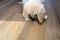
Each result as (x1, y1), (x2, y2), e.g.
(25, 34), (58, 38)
(23, 0), (48, 23)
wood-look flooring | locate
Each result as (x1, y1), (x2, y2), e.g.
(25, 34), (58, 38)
(0, 1), (59, 40)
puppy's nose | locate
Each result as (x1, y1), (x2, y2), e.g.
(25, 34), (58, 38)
(29, 14), (37, 21)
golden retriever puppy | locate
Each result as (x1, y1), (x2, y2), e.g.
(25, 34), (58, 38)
(23, 0), (48, 23)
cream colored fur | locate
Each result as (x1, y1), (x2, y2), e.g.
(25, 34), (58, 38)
(23, 0), (48, 23)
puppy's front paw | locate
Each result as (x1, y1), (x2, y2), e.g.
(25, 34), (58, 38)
(38, 19), (43, 23)
(44, 15), (48, 19)
(24, 17), (32, 22)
